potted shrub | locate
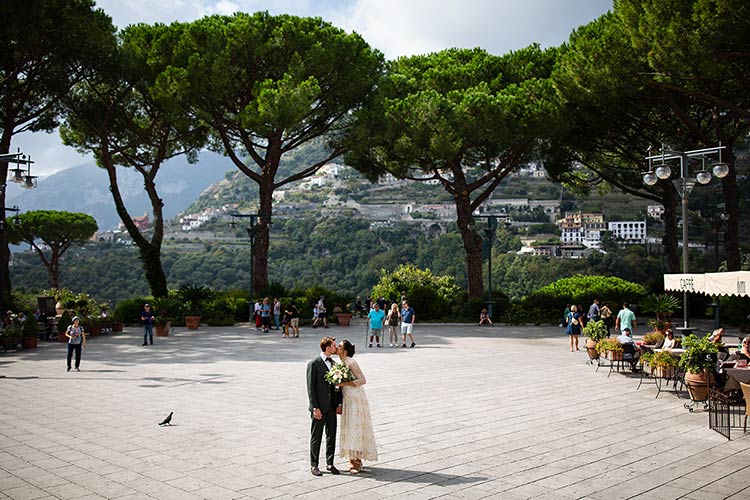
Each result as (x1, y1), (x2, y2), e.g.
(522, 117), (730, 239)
(56, 311), (73, 342)
(333, 306), (352, 327)
(643, 331), (666, 347)
(641, 293), (681, 323)
(21, 317), (39, 349)
(1, 320), (22, 351)
(177, 284), (212, 330)
(583, 319), (608, 360)
(651, 350), (679, 378)
(596, 338), (623, 360)
(151, 296), (179, 336)
(679, 334), (718, 402)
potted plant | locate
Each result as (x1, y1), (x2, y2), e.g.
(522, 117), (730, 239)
(679, 334), (718, 402)
(1, 325), (21, 351)
(643, 331), (665, 346)
(21, 316), (39, 349)
(651, 350), (679, 378)
(583, 319), (608, 360)
(177, 284), (212, 330)
(641, 293), (681, 323)
(151, 296), (179, 337)
(333, 306), (352, 327)
(596, 338), (623, 360)
(56, 311), (73, 342)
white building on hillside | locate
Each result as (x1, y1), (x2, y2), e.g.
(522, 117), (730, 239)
(608, 221), (646, 244)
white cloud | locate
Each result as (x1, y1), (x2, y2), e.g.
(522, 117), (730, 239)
(332, 0), (610, 58)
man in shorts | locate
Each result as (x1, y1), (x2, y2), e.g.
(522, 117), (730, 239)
(401, 301), (416, 348)
(367, 302), (385, 348)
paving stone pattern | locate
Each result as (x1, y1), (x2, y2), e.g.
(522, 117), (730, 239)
(1, 322), (749, 499)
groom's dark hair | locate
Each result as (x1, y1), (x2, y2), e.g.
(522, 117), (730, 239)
(320, 336), (336, 351)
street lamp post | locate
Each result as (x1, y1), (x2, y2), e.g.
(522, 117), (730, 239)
(1, 149), (37, 312)
(475, 215), (499, 320)
(643, 144), (729, 330)
(704, 202), (727, 328)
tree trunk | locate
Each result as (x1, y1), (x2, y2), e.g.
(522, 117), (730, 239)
(253, 183), (274, 293)
(661, 187), (680, 273)
(103, 155), (168, 298)
(139, 245), (168, 297)
(455, 193), (484, 299)
(721, 149), (740, 271)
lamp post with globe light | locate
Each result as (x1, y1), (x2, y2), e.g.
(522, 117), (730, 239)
(643, 144), (729, 330)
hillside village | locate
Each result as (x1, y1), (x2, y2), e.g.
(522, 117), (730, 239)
(168, 162), (658, 259)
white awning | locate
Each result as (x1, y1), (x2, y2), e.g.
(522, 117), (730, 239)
(664, 273), (706, 294)
(704, 271), (750, 297)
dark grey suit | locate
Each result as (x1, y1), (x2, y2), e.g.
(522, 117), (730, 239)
(307, 356), (341, 467)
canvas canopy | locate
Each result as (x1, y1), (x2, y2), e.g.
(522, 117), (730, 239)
(664, 273), (706, 294)
(664, 271), (750, 297)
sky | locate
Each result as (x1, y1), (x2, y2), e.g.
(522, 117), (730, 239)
(17, 0), (612, 177)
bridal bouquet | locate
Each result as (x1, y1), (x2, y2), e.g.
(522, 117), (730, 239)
(325, 362), (356, 385)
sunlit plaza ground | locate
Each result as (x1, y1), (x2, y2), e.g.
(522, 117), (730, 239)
(1, 320), (749, 500)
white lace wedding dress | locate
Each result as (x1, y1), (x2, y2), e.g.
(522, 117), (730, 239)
(339, 357), (378, 462)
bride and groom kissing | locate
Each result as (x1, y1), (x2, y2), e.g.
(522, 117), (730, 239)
(307, 336), (377, 476)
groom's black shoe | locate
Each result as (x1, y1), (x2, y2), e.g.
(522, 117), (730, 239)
(326, 465), (340, 475)
(311, 466), (322, 476)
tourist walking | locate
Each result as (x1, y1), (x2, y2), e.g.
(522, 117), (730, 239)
(260, 297), (271, 333)
(273, 298), (281, 330)
(141, 303), (155, 346)
(587, 298), (601, 322)
(65, 316), (86, 371)
(600, 304), (613, 336)
(401, 300), (416, 347)
(336, 339), (377, 474)
(565, 305), (583, 352)
(615, 302), (636, 335)
(386, 303), (400, 347)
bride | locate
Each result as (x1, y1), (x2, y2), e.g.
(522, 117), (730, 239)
(336, 339), (377, 473)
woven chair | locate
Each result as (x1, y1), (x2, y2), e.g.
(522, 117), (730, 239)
(741, 382), (750, 433)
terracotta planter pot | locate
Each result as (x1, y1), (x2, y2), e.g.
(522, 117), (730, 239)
(336, 313), (352, 327)
(57, 331), (68, 342)
(685, 370), (713, 402)
(609, 350), (623, 361)
(89, 326), (102, 336)
(155, 321), (171, 337)
(184, 316), (201, 330)
(653, 366), (676, 378)
(112, 322), (124, 332)
(21, 336), (38, 349)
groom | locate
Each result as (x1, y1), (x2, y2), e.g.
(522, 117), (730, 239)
(306, 336), (342, 476)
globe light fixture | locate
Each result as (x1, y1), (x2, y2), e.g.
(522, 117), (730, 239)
(643, 172), (658, 186)
(712, 162), (729, 178)
(696, 170), (712, 185)
(655, 164), (672, 180)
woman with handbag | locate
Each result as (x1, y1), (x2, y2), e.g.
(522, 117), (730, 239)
(566, 305), (583, 352)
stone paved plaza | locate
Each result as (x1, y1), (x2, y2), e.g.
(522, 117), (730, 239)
(1, 321), (749, 500)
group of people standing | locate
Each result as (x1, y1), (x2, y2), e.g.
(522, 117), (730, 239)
(564, 299), (635, 352)
(250, 297), (302, 336)
(366, 300), (416, 348)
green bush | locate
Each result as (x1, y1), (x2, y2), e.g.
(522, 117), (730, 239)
(525, 275), (647, 315)
(114, 298), (147, 324)
(408, 284), (448, 321)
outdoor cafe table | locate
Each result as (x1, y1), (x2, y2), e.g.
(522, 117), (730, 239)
(724, 367), (750, 391)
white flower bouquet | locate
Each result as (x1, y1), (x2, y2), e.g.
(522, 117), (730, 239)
(324, 362), (356, 385)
